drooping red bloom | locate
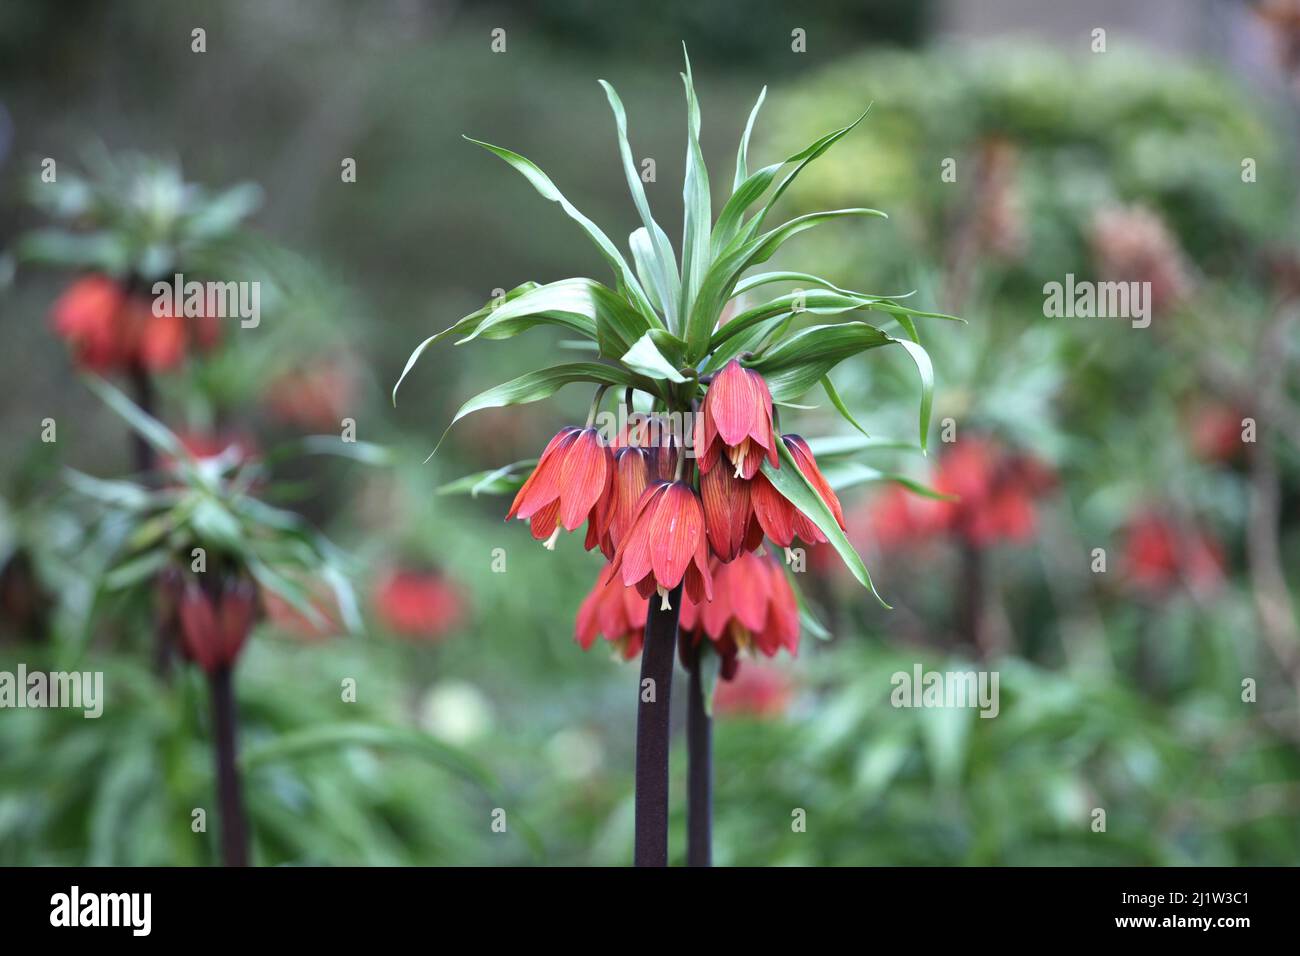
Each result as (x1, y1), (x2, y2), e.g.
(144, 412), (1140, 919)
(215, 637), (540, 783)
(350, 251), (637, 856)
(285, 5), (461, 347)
(264, 357), (359, 431)
(588, 446), (651, 558)
(934, 439), (1053, 546)
(858, 485), (946, 551)
(1122, 509), (1224, 598)
(678, 552), (800, 679)
(1188, 403), (1246, 464)
(506, 426), (612, 548)
(261, 582), (345, 641)
(178, 577), (258, 673)
(700, 464), (763, 561)
(575, 563), (649, 659)
(609, 480), (713, 608)
(695, 359), (778, 479)
(50, 274), (195, 373)
(750, 434), (845, 547)
(714, 664), (794, 718)
(373, 569), (464, 639)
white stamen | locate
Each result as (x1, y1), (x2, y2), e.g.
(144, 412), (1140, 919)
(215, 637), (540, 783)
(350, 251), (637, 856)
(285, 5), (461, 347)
(658, 586), (672, 611)
(542, 528), (561, 551)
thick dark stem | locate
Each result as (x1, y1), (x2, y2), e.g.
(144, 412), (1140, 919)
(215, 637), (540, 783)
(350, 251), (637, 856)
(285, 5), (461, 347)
(127, 364), (156, 476)
(686, 643), (713, 867)
(209, 665), (250, 867)
(634, 584), (681, 867)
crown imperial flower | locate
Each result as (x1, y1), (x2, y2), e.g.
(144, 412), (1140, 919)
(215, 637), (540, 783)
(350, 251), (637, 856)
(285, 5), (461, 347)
(506, 426), (613, 549)
(609, 480), (714, 609)
(178, 576), (258, 674)
(695, 359), (779, 480)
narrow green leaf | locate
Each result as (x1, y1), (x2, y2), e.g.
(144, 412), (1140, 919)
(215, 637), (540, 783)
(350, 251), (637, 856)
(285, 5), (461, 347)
(621, 332), (687, 383)
(82, 374), (185, 460)
(599, 80), (681, 327)
(685, 208), (887, 361)
(733, 85), (767, 191)
(804, 434), (920, 458)
(437, 459), (537, 498)
(430, 362), (638, 458)
(678, 48), (713, 324)
(893, 337), (935, 454)
(714, 113), (866, 254)
(821, 461), (955, 500)
(464, 135), (659, 322)
(744, 105), (871, 240)
(821, 375), (870, 437)
(456, 278), (600, 344)
(392, 282), (539, 405)
(747, 321), (894, 401)
(762, 440), (889, 608)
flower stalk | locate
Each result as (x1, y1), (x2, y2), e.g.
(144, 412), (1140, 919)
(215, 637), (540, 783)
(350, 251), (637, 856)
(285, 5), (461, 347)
(686, 641), (712, 867)
(208, 664), (250, 866)
(634, 582), (681, 867)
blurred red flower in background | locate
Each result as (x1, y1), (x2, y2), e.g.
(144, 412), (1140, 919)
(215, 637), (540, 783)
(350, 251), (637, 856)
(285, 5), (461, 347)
(1122, 509), (1225, 598)
(261, 582), (345, 641)
(1187, 402), (1247, 464)
(1090, 205), (1192, 315)
(373, 568), (464, 640)
(713, 663), (794, 718)
(50, 274), (217, 373)
(263, 356), (359, 431)
(857, 437), (1054, 552)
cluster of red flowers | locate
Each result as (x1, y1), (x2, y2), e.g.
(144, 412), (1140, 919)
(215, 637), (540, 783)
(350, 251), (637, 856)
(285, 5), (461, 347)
(51, 274), (219, 373)
(1121, 509), (1224, 599)
(860, 436), (1054, 551)
(514, 360), (842, 679)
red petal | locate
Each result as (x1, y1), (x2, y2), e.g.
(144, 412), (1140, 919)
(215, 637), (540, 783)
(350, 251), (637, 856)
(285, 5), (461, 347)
(708, 360), (759, 447)
(506, 428), (578, 521)
(751, 474), (796, 547)
(557, 428), (610, 531)
(649, 482), (704, 592)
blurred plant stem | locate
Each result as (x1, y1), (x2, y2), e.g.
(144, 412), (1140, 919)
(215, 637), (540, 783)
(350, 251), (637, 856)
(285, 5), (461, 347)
(127, 363), (155, 477)
(1245, 306), (1300, 706)
(209, 665), (250, 866)
(634, 584), (680, 867)
(686, 642), (712, 867)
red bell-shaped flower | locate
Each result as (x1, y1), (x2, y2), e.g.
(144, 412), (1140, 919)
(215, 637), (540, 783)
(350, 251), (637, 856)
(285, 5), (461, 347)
(178, 577), (258, 674)
(678, 552), (800, 675)
(699, 463), (763, 562)
(609, 480), (713, 609)
(507, 426), (613, 549)
(750, 434), (845, 547)
(694, 359), (778, 480)
(575, 563), (649, 659)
